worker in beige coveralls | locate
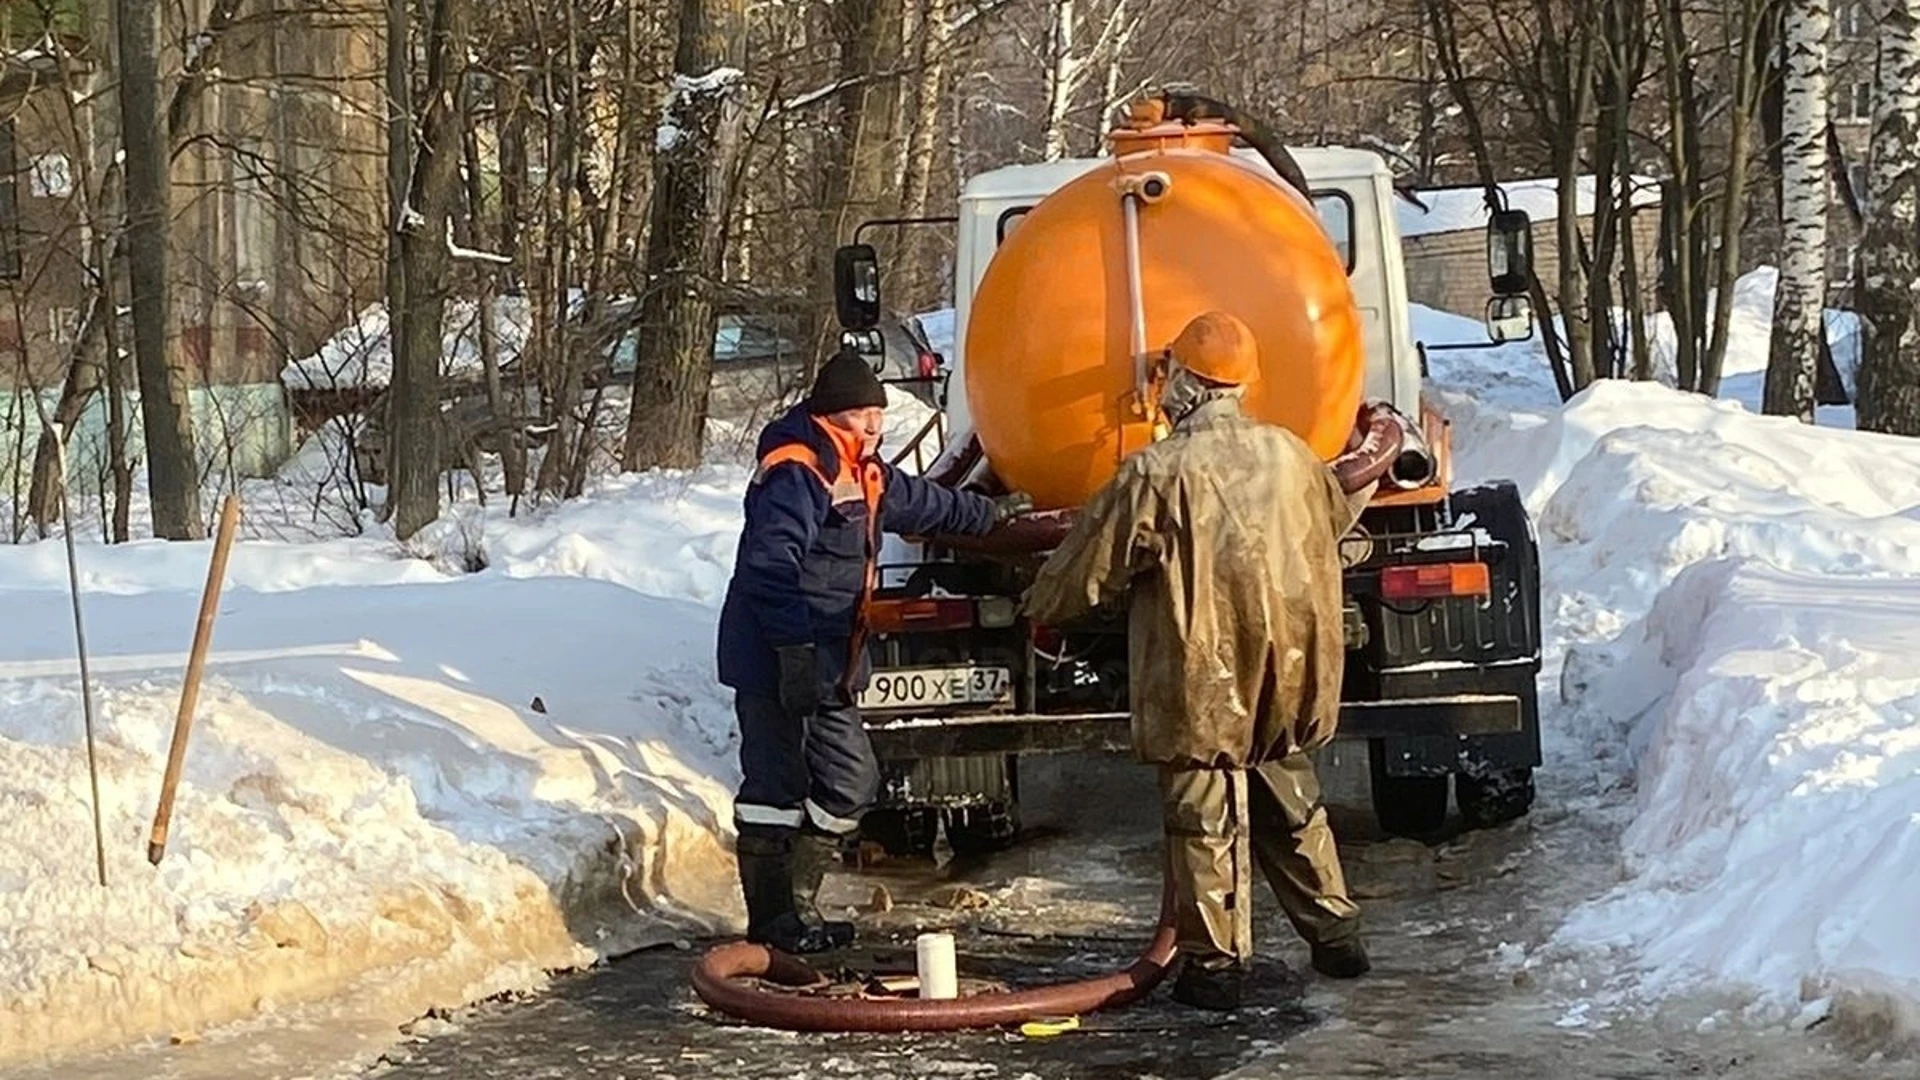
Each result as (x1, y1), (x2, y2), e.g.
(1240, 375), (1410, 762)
(1023, 310), (1373, 1011)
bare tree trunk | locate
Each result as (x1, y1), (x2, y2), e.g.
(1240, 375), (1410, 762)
(620, 0), (748, 470)
(1620, 185), (1652, 381)
(1700, 0), (1765, 398)
(801, 0), (893, 371)
(462, 80), (521, 502)
(566, 6), (644, 498)
(62, 31), (135, 542)
(536, 7), (589, 497)
(1766, 0), (1831, 421)
(1542, 0), (1599, 390)
(100, 194), (133, 543)
(117, 0), (202, 539)
(384, 0), (412, 516)
(1657, 0), (1703, 392)
(390, 0), (470, 537)
(29, 0), (240, 532)
(1856, 0), (1920, 434)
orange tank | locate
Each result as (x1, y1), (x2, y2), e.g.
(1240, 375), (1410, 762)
(963, 116), (1366, 510)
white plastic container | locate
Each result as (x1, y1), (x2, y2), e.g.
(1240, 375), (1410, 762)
(915, 931), (959, 1000)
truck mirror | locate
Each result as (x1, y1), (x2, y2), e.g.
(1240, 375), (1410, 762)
(1487, 208), (1533, 296)
(834, 244), (882, 331)
(1485, 294), (1535, 344)
(840, 328), (886, 371)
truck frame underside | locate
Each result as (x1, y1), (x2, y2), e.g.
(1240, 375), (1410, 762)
(850, 477), (1546, 846)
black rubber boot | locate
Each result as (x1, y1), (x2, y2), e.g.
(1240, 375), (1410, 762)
(1311, 936), (1371, 978)
(737, 824), (854, 955)
(1170, 957), (1245, 1012)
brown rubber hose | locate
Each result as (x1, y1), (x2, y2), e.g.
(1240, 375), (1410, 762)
(691, 885), (1179, 1032)
(1330, 401), (1410, 494)
(932, 402), (1418, 558)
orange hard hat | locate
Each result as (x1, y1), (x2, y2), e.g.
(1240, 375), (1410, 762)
(1168, 311), (1260, 387)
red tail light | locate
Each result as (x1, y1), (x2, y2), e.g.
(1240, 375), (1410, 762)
(917, 351), (939, 378)
(1030, 623), (1062, 654)
(868, 597), (975, 634)
(1380, 562), (1491, 601)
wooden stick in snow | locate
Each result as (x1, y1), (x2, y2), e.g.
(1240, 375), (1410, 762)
(147, 492), (242, 866)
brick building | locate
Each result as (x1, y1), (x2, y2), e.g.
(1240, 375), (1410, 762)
(0, 4), (384, 494)
(1396, 175), (1665, 319)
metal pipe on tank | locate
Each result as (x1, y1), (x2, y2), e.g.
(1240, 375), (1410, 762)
(1123, 192), (1149, 417)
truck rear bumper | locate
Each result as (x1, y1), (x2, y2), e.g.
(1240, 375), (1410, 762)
(864, 693), (1524, 759)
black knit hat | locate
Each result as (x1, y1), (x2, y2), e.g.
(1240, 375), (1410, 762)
(806, 348), (889, 415)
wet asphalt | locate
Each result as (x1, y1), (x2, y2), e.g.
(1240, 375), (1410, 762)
(353, 753), (1917, 1080)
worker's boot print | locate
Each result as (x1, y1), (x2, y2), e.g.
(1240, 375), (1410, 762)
(736, 824), (854, 954)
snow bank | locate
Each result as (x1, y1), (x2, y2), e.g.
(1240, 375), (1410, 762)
(1424, 309), (1920, 1042)
(1555, 559), (1920, 1034)
(0, 469), (752, 1068)
(0, 369), (968, 1068)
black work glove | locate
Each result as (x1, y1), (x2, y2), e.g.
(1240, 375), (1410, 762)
(991, 491), (1034, 524)
(775, 644), (819, 720)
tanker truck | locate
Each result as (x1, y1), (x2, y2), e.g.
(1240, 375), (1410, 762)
(829, 91), (1545, 854)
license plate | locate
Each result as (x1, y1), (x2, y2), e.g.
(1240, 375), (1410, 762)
(859, 666), (1013, 711)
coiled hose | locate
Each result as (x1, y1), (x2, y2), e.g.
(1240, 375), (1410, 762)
(691, 883), (1178, 1032)
(1333, 400), (1432, 493)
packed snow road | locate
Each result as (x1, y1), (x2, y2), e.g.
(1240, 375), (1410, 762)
(350, 755), (1899, 1080)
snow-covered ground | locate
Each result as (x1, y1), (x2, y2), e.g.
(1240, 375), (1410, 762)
(1420, 275), (1920, 1042)
(0, 382), (939, 1071)
(5, 266), (1917, 1068)
(0, 471), (751, 1068)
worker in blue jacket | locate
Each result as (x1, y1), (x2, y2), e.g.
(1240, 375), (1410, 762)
(717, 348), (1022, 953)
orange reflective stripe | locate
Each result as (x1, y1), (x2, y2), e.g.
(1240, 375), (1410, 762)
(755, 444), (829, 487)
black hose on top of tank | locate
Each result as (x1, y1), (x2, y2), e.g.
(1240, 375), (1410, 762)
(1151, 86), (1313, 201)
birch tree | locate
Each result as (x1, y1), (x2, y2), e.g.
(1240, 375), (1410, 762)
(1764, 0), (1831, 422)
(1855, 0), (1920, 435)
(1036, 0), (1142, 159)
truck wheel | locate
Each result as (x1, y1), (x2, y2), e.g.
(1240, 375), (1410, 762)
(858, 807), (940, 858)
(944, 801), (1022, 856)
(1368, 745), (1448, 837)
(1455, 768), (1535, 828)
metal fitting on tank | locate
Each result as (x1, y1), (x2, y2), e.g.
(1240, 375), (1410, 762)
(1117, 171), (1172, 204)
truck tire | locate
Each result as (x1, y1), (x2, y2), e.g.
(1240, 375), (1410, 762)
(1455, 767), (1535, 828)
(1368, 744), (1449, 837)
(944, 800), (1022, 856)
(1447, 479), (1543, 832)
(859, 807), (940, 858)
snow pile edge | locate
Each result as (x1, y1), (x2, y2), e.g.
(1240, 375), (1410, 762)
(1458, 378), (1920, 1044)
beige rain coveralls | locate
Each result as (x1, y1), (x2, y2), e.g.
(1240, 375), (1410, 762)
(1024, 395), (1365, 970)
